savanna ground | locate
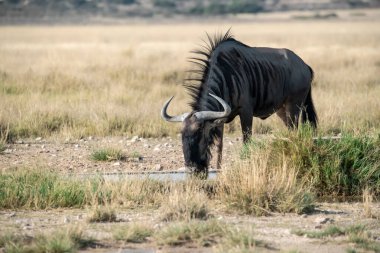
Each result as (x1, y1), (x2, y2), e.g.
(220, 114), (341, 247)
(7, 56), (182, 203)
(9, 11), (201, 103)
(1, 9), (380, 253)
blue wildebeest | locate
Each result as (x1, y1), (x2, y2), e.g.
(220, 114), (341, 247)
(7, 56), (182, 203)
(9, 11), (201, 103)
(161, 31), (317, 174)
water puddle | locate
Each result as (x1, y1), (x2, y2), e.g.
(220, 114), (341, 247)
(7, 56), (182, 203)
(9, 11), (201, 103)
(75, 170), (218, 181)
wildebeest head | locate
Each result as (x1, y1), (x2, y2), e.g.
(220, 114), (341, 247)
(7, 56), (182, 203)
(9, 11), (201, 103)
(161, 94), (231, 173)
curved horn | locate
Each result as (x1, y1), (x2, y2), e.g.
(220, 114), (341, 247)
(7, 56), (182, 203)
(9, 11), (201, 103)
(194, 93), (231, 121)
(161, 96), (189, 122)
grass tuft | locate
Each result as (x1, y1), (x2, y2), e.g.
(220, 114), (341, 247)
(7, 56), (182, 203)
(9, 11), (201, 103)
(293, 224), (380, 252)
(244, 127), (380, 198)
(155, 219), (225, 247)
(87, 206), (117, 223)
(218, 226), (264, 253)
(160, 180), (210, 221)
(1, 227), (95, 253)
(90, 148), (125, 162)
(0, 168), (167, 210)
(217, 148), (314, 215)
(113, 223), (154, 243)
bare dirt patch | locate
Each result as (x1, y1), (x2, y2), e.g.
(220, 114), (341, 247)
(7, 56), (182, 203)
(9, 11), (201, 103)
(0, 136), (239, 174)
(0, 203), (379, 252)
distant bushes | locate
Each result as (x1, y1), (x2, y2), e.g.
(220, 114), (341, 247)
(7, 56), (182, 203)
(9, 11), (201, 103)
(153, 0), (264, 15)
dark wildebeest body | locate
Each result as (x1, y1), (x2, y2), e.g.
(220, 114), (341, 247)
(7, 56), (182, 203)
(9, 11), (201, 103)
(162, 32), (317, 174)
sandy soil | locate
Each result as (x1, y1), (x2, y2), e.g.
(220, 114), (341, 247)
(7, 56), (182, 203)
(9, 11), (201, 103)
(1, 136), (380, 252)
(0, 135), (240, 174)
(0, 203), (379, 253)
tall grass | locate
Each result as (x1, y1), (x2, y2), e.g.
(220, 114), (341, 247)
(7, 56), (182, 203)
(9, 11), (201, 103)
(217, 150), (314, 215)
(0, 21), (379, 140)
(160, 180), (210, 221)
(0, 168), (167, 209)
(1, 129), (378, 212)
(249, 127), (380, 197)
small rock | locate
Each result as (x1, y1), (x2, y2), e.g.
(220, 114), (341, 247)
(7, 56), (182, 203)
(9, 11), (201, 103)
(41, 145), (45, 149)
(314, 217), (334, 224)
(154, 164), (163, 171)
(133, 157), (143, 162)
(228, 141), (233, 145)
(88, 136), (93, 141)
(74, 144), (79, 148)
(63, 217), (70, 223)
(16, 140), (24, 144)
(301, 214), (308, 218)
(77, 214), (83, 220)
(35, 137), (42, 141)
(113, 162), (121, 166)
(153, 145), (160, 152)
(7, 212), (16, 218)
(24, 143), (30, 147)
(314, 224), (322, 229)
(143, 144), (151, 148)
(131, 135), (139, 142)
(178, 167), (187, 172)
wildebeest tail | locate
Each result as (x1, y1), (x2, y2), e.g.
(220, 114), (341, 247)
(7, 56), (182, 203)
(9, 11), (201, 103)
(302, 88), (318, 128)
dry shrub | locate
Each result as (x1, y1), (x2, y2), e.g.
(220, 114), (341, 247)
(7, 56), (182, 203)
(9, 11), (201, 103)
(160, 180), (210, 221)
(217, 150), (314, 215)
(87, 206), (117, 223)
(113, 223), (154, 243)
(362, 187), (378, 219)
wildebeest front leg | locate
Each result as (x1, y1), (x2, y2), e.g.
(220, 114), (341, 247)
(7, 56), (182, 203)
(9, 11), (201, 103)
(240, 114), (253, 143)
(215, 125), (224, 170)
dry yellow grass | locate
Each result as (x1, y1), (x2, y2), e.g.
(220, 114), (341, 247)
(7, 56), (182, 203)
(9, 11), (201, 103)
(0, 18), (379, 140)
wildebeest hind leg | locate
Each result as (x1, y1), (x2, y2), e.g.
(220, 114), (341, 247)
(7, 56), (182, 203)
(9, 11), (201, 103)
(277, 103), (302, 129)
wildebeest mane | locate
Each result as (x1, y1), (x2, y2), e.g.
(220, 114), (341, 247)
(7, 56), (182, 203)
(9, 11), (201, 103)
(185, 30), (288, 114)
(184, 30), (234, 111)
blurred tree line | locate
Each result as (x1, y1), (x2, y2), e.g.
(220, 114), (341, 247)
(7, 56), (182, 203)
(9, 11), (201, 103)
(1, 0), (378, 18)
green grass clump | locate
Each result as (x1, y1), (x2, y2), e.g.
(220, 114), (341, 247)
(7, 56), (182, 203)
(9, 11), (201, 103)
(0, 169), (88, 209)
(0, 168), (167, 210)
(90, 148), (125, 161)
(246, 127), (380, 198)
(155, 220), (263, 251)
(293, 225), (346, 238)
(87, 206), (117, 223)
(218, 226), (263, 253)
(113, 223), (154, 243)
(293, 224), (380, 252)
(1, 228), (95, 253)
(155, 219), (225, 247)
